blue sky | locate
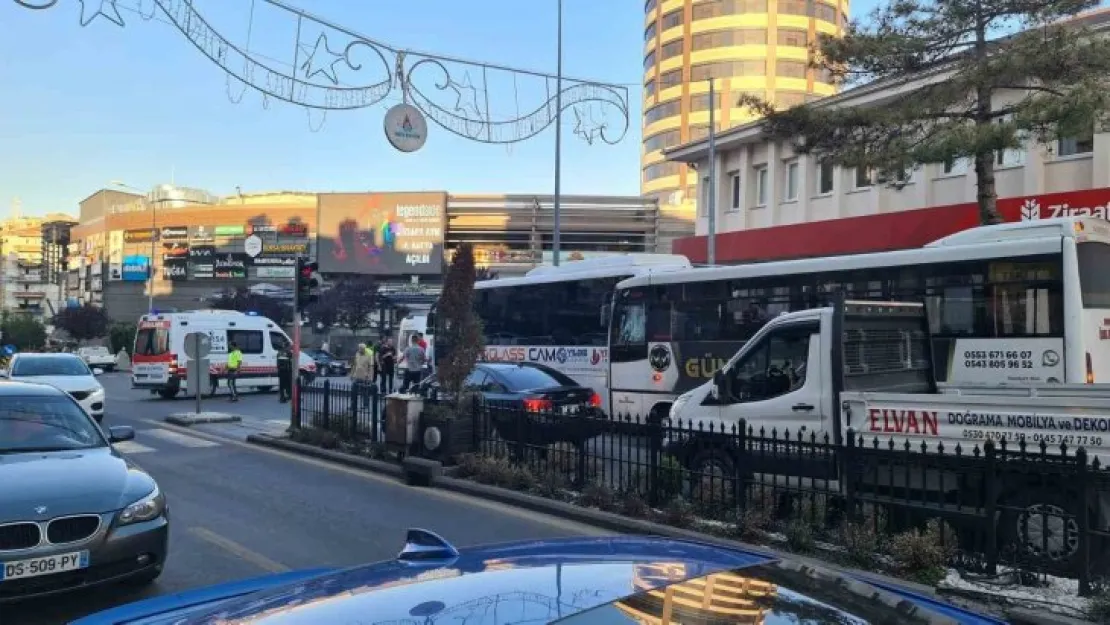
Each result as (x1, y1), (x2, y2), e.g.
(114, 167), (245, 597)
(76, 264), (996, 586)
(0, 0), (879, 216)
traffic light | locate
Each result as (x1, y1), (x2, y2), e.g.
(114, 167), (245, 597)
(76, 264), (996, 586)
(296, 258), (321, 308)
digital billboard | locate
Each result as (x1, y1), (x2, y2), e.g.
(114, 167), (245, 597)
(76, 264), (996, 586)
(316, 192), (446, 276)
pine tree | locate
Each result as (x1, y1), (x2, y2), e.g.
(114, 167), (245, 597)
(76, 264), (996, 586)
(739, 0), (1110, 224)
(436, 243), (484, 413)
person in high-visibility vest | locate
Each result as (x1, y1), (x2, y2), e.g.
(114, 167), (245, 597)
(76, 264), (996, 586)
(226, 341), (243, 402)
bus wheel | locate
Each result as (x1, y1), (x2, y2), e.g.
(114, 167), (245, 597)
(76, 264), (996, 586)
(647, 404), (670, 426)
(157, 388), (179, 400)
(998, 489), (1085, 570)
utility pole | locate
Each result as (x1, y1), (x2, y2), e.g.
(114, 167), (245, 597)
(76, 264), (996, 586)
(552, 0), (563, 267)
(707, 78), (717, 266)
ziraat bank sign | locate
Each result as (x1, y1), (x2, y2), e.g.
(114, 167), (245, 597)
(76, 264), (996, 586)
(1011, 188), (1110, 222)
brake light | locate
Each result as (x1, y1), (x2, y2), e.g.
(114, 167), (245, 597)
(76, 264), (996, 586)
(168, 353), (179, 376)
(523, 398), (553, 412)
(588, 392), (602, 407)
(1087, 352), (1095, 384)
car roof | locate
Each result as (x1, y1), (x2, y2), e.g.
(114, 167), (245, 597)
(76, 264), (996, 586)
(479, 362), (552, 374)
(0, 380), (70, 397)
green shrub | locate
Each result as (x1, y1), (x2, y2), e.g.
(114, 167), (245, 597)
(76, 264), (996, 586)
(887, 519), (956, 585)
(662, 496), (696, 527)
(785, 518), (817, 552)
(580, 481), (618, 511)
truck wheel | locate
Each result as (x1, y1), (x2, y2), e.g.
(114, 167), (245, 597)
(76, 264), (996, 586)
(998, 489), (1086, 569)
(258, 386), (273, 393)
(687, 447), (737, 479)
(157, 388), (179, 400)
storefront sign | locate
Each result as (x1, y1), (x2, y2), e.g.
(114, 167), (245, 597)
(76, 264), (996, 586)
(317, 192), (446, 276)
(123, 229), (157, 244)
(162, 242), (189, 261)
(160, 226), (189, 240)
(278, 222), (309, 237)
(250, 224), (277, 234)
(121, 255), (150, 281)
(190, 225), (215, 242)
(252, 256), (297, 266)
(213, 253), (248, 279)
(214, 225), (245, 236)
(162, 259), (188, 281)
(255, 266), (296, 279)
(260, 243), (308, 255)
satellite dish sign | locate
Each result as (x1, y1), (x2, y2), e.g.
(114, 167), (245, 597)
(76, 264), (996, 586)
(384, 103), (428, 153)
(244, 234), (264, 258)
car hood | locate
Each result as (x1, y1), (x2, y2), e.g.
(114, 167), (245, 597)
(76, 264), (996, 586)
(73, 534), (1005, 625)
(0, 447), (155, 521)
(12, 375), (101, 393)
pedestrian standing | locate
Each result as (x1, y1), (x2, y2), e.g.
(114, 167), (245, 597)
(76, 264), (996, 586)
(226, 341), (243, 402)
(351, 342), (375, 402)
(399, 335), (426, 393)
(276, 344), (293, 403)
(377, 337), (396, 394)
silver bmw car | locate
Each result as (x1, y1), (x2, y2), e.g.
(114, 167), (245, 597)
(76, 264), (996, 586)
(0, 381), (169, 602)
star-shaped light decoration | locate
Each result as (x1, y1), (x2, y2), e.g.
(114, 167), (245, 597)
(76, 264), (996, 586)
(446, 72), (483, 119)
(78, 0), (124, 27)
(572, 106), (603, 145)
(300, 33), (343, 85)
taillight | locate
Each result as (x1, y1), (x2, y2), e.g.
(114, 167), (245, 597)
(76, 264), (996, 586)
(523, 398), (553, 412)
(1087, 352), (1095, 384)
(168, 353), (179, 376)
(588, 392), (602, 407)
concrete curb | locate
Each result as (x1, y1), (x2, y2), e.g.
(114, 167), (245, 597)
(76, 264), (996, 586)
(246, 434), (403, 477)
(243, 435), (1089, 624)
(165, 412), (243, 426)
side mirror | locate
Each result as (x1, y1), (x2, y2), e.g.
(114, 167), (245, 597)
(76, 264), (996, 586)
(108, 426), (135, 443)
(712, 369), (726, 400)
(92, 368), (105, 376)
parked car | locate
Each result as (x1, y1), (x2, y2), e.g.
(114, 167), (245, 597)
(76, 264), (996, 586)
(0, 381), (168, 602)
(303, 348), (349, 377)
(417, 362), (602, 415)
(72, 530), (1004, 624)
(1, 353), (106, 423)
(76, 346), (116, 372)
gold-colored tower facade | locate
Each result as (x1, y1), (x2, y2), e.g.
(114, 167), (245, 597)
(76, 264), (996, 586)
(641, 0), (847, 219)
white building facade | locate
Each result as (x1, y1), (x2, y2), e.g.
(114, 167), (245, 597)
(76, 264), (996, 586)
(665, 11), (1110, 263)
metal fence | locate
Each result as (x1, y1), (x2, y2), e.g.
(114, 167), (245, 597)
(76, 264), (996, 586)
(294, 378), (385, 441)
(294, 384), (1109, 593)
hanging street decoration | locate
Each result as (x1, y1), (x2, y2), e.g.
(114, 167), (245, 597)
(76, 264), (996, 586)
(13, 0), (631, 148)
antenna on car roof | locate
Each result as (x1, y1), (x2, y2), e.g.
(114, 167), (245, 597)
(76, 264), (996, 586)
(397, 529), (459, 562)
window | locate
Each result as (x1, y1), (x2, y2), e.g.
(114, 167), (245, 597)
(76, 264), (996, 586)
(610, 292), (647, 348)
(1058, 133), (1094, 157)
(0, 396), (105, 453)
(692, 29), (767, 50)
(692, 0), (768, 20)
(776, 60), (808, 79)
(134, 326), (170, 356)
(784, 160), (799, 201)
(725, 325), (813, 403)
(776, 92), (807, 109)
(690, 60), (766, 81)
(644, 51), (656, 70)
(658, 68), (683, 89)
(12, 356), (91, 377)
(817, 161), (834, 194)
(689, 92), (722, 112)
(815, 2), (838, 21)
(644, 79), (655, 99)
(463, 370), (488, 391)
(227, 329), (264, 354)
(644, 23), (657, 41)
(498, 365), (576, 392)
(777, 29), (808, 47)
(661, 10), (683, 30)
(755, 166), (769, 205)
(645, 99), (681, 124)
(269, 332), (290, 351)
(477, 278), (620, 347)
(994, 116), (1024, 167)
(644, 130), (680, 153)
(644, 161), (681, 182)
(942, 158), (969, 175)
(853, 167), (872, 189)
(728, 171), (741, 210)
(699, 175), (711, 217)
(660, 39), (684, 61)
(779, 0), (809, 15)
(1078, 242), (1110, 308)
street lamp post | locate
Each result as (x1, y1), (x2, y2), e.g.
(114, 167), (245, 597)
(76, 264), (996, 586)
(552, 0), (563, 267)
(112, 181), (156, 313)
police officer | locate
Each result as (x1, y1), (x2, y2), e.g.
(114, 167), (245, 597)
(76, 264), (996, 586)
(277, 344), (293, 403)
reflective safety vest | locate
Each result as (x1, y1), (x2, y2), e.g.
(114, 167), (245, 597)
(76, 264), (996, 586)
(227, 349), (243, 370)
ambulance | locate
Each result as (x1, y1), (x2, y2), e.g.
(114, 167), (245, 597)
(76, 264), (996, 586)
(131, 310), (316, 399)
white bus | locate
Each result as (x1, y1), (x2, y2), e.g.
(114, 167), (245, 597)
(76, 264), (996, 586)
(467, 254), (692, 413)
(610, 217), (1110, 422)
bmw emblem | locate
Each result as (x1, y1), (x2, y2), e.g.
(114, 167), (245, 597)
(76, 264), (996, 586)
(34, 505), (48, 515)
(649, 344), (671, 373)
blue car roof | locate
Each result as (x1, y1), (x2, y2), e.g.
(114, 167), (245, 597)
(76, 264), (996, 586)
(74, 533), (1006, 625)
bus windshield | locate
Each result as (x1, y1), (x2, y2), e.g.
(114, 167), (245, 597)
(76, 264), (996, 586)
(1078, 242), (1110, 308)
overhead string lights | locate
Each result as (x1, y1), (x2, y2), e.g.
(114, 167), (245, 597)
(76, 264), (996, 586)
(16, 0), (631, 145)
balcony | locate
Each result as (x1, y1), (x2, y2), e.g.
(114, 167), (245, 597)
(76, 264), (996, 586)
(14, 291), (45, 299)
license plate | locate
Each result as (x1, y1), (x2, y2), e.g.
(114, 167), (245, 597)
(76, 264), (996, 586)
(560, 405), (577, 415)
(0, 551), (89, 581)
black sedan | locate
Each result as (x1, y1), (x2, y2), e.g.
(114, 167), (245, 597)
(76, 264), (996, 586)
(0, 381), (169, 602)
(303, 349), (349, 377)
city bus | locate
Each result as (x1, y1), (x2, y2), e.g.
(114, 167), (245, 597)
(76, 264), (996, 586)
(610, 217), (1110, 421)
(459, 254), (692, 413)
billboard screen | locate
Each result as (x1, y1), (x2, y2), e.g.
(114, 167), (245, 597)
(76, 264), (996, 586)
(316, 192), (446, 276)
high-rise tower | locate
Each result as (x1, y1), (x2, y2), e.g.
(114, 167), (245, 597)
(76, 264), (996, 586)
(642, 0), (847, 217)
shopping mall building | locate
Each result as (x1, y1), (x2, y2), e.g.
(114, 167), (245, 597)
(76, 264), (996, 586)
(665, 9), (1110, 263)
(69, 186), (688, 321)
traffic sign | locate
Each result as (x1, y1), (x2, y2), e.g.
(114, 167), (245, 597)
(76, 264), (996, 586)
(244, 234), (264, 258)
(183, 332), (212, 359)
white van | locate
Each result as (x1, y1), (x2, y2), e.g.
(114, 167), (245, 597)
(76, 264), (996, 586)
(131, 310), (316, 399)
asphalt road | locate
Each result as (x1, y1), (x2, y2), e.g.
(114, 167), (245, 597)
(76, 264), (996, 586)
(6, 372), (609, 625)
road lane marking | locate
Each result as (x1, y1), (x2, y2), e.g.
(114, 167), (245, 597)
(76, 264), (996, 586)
(188, 527), (289, 573)
(113, 441), (155, 454)
(146, 428), (221, 448)
(141, 419), (608, 537)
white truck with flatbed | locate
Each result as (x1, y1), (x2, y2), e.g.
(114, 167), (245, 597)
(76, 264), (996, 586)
(666, 299), (1110, 568)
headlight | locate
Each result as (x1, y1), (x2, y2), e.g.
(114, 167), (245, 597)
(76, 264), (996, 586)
(119, 486), (165, 525)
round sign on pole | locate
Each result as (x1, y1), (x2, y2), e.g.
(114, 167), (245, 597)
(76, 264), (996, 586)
(183, 332), (212, 360)
(244, 234), (264, 258)
(383, 103), (428, 153)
